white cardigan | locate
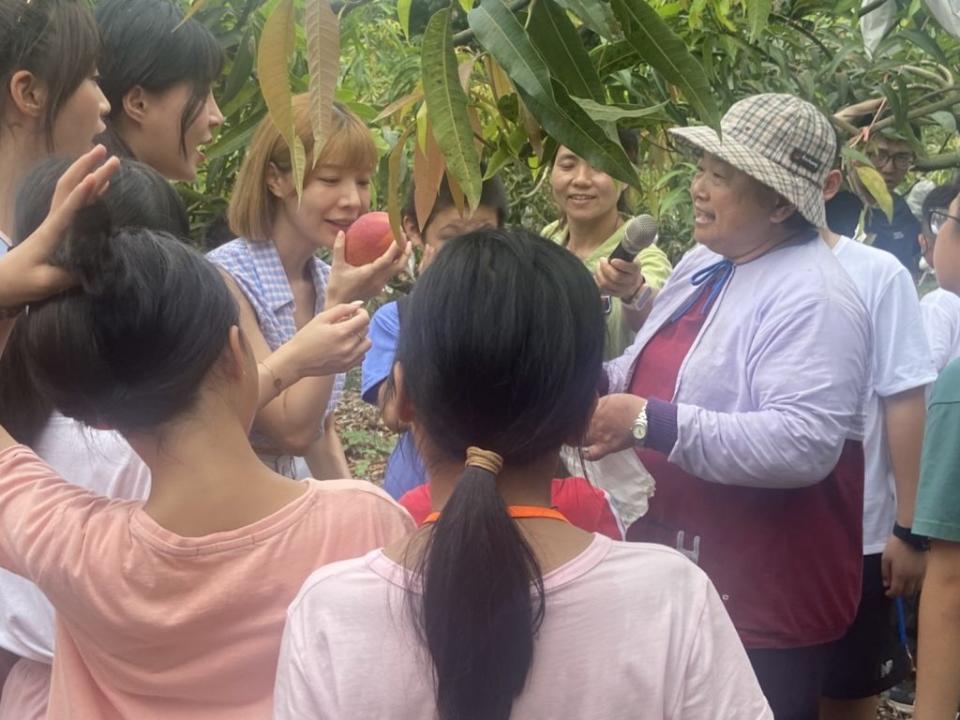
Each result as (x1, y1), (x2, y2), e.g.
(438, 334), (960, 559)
(606, 239), (871, 488)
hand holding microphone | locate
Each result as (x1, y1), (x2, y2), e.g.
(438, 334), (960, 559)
(595, 214), (658, 308)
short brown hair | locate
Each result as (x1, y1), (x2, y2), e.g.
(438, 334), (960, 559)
(228, 94), (378, 241)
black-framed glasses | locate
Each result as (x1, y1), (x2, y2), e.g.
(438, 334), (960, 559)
(930, 209), (960, 236)
(868, 150), (915, 171)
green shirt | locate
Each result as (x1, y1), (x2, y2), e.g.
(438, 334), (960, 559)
(915, 358), (960, 541)
(542, 219), (673, 361)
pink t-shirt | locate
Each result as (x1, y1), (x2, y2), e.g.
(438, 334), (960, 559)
(275, 534), (773, 719)
(0, 445), (414, 720)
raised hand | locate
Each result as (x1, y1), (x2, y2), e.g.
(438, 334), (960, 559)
(324, 231), (411, 307)
(0, 146), (120, 309)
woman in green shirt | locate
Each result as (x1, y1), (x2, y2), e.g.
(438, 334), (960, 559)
(543, 141), (672, 360)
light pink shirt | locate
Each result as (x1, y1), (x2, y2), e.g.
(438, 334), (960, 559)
(0, 445), (414, 720)
(275, 534), (773, 719)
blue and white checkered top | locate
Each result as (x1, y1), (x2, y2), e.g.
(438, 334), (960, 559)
(207, 237), (345, 438)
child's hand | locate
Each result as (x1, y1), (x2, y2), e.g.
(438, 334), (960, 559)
(325, 232), (411, 307)
(0, 146), (119, 309)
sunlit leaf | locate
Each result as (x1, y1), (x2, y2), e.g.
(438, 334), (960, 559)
(855, 165), (894, 222)
(611, 0), (721, 131)
(571, 97), (670, 124)
(177, 0), (205, 28)
(306, 0), (340, 166)
(747, 0), (772, 41)
(398, 0), (413, 38)
(421, 8), (483, 210)
(257, 0), (306, 198)
(374, 86), (424, 123)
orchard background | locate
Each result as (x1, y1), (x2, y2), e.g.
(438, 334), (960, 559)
(157, 0), (960, 483)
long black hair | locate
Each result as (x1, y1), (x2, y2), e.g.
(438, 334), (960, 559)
(95, 0), (223, 158)
(0, 156), (193, 443)
(397, 228), (604, 720)
(0, 0), (100, 146)
(17, 204), (237, 435)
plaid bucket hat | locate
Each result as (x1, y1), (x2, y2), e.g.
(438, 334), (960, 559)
(669, 94), (836, 228)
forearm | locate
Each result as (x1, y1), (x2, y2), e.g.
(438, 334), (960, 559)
(674, 402), (846, 487)
(884, 388), (927, 526)
(917, 541), (960, 720)
(620, 287), (658, 332)
(303, 419), (350, 480)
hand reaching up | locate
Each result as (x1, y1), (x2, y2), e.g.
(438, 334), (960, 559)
(0, 146), (119, 310)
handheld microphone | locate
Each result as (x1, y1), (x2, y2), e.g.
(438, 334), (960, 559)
(609, 214), (658, 264)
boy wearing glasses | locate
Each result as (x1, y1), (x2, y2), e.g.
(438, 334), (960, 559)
(919, 184), (960, 374)
(914, 188), (960, 718)
(825, 128), (924, 277)
(862, 132), (923, 277)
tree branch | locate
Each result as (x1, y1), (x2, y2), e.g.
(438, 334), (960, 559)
(915, 152), (960, 171)
(872, 93), (960, 130)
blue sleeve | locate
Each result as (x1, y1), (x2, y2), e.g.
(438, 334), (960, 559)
(361, 301), (401, 405)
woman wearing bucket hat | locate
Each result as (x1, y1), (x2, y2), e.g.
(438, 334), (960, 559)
(584, 94), (871, 720)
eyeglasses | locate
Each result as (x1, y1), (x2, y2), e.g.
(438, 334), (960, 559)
(868, 150), (915, 171)
(929, 209), (960, 236)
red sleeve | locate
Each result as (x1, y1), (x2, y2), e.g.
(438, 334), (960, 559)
(398, 484), (433, 526)
(550, 477), (623, 540)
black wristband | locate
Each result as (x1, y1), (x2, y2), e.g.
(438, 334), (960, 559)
(893, 523), (930, 552)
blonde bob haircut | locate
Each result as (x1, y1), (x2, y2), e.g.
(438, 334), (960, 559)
(228, 94), (378, 241)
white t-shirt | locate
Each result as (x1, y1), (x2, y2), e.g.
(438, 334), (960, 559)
(274, 535), (772, 720)
(921, 287), (960, 374)
(832, 237), (937, 554)
(0, 413), (150, 662)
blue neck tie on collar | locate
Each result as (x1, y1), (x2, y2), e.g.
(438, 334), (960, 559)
(668, 259), (734, 323)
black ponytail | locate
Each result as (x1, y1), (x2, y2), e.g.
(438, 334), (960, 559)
(397, 228), (604, 720)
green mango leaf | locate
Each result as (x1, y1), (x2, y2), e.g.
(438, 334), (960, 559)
(398, 0), (412, 38)
(458, 0), (474, 11)
(747, 0), (772, 42)
(855, 165), (894, 222)
(521, 79), (640, 186)
(840, 145), (873, 167)
(529, 0), (604, 102)
(305, 0), (340, 166)
(589, 39), (639, 78)
(222, 28), (255, 104)
(571, 97), (670, 124)
(611, 0), (721, 131)
(468, 0), (553, 105)
(421, 8), (483, 211)
(551, 0), (619, 37)
(257, 0), (306, 199)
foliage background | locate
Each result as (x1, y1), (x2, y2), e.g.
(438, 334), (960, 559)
(177, 0), (960, 263)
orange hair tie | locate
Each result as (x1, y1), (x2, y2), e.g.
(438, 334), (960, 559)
(465, 446), (503, 475)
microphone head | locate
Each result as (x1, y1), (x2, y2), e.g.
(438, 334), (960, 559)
(622, 214), (658, 254)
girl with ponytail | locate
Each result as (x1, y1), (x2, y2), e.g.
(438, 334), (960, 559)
(275, 228), (772, 719)
(0, 147), (412, 719)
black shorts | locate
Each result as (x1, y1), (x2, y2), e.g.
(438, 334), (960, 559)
(821, 553), (911, 699)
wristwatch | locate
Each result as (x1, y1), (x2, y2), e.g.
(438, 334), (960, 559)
(893, 523), (930, 552)
(631, 404), (649, 447)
